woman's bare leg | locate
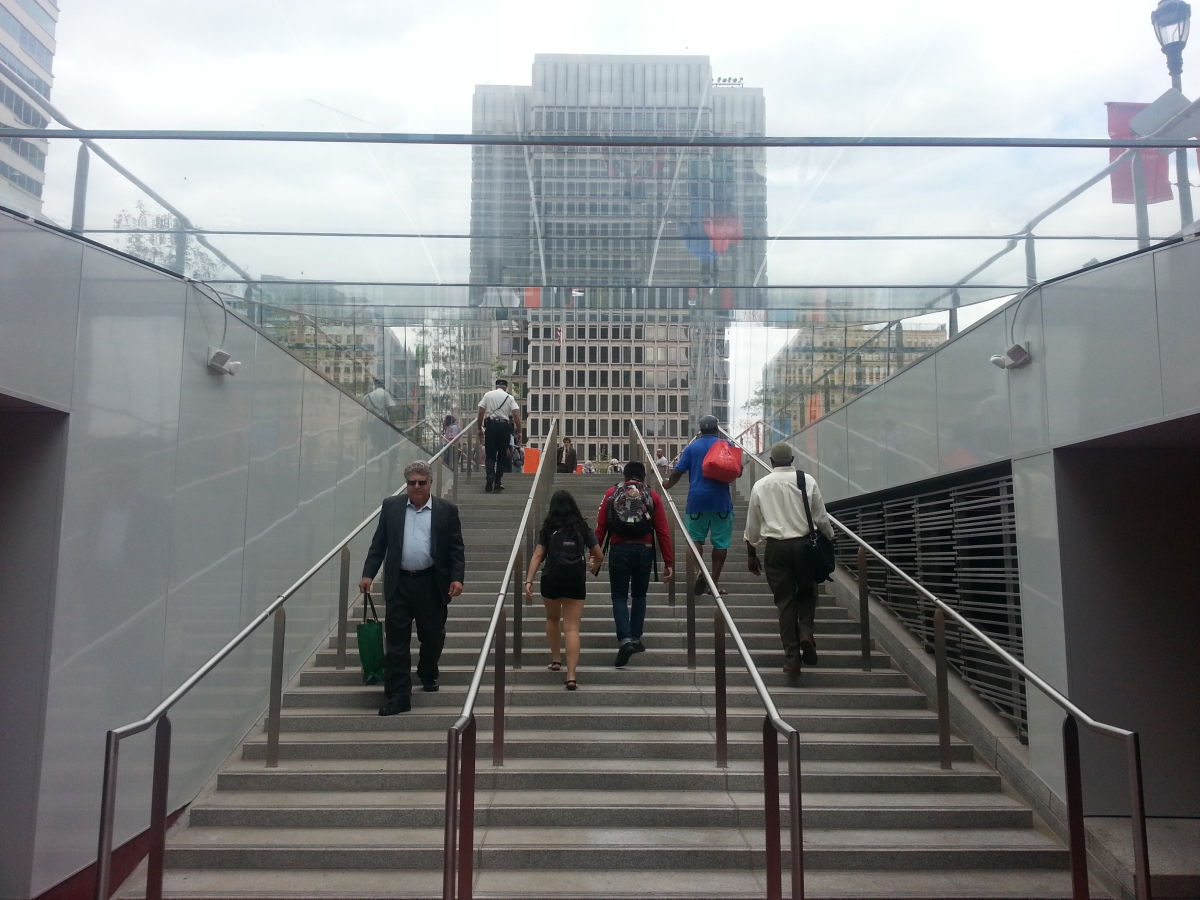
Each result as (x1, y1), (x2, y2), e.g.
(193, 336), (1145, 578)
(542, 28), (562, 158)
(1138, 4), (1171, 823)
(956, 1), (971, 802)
(561, 598), (585, 682)
(543, 598), (562, 664)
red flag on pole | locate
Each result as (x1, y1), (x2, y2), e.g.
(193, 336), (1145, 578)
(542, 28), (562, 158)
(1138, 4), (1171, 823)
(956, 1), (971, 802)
(1106, 102), (1173, 204)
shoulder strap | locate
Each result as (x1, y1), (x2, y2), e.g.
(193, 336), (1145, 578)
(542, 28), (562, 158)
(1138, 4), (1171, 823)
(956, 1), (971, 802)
(795, 471), (816, 534)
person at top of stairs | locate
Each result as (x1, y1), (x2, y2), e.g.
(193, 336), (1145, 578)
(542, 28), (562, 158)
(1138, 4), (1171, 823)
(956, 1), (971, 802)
(475, 377), (521, 493)
(744, 441), (835, 673)
(593, 460), (675, 669)
(661, 414), (741, 596)
(358, 460), (465, 716)
(524, 490), (604, 691)
(556, 437), (578, 473)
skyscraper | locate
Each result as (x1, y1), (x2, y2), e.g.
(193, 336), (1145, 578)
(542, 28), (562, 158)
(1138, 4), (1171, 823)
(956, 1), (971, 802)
(469, 54), (766, 463)
(0, 0), (56, 215)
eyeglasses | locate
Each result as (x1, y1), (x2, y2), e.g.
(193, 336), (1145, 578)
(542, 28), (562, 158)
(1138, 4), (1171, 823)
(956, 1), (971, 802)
(406, 479), (430, 487)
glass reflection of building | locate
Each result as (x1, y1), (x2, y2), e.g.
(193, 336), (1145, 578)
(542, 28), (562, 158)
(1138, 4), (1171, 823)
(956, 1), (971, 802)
(468, 54), (766, 464)
(0, 0), (56, 215)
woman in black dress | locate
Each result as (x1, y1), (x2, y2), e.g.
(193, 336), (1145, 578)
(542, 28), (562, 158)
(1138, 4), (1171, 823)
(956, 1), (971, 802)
(524, 490), (603, 690)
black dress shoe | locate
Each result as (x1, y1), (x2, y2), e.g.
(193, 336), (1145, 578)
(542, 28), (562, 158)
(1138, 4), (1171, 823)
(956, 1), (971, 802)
(421, 679), (439, 692)
(800, 639), (819, 666)
(378, 696), (411, 716)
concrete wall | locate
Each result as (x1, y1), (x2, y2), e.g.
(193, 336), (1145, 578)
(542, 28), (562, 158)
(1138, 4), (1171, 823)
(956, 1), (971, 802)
(792, 235), (1200, 807)
(0, 211), (426, 898)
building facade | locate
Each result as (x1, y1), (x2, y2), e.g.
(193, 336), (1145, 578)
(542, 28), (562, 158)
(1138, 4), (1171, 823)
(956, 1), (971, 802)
(0, 0), (55, 215)
(468, 54), (765, 464)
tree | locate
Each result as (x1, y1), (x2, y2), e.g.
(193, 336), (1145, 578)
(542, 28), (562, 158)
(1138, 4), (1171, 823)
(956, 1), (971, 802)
(113, 201), (222, 280)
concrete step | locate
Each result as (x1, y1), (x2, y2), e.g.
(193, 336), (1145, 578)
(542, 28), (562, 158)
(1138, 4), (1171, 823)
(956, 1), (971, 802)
(329, 630), (874, 651)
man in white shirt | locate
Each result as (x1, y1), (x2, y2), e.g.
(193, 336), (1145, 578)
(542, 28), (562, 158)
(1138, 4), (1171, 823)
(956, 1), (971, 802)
(744, 442), (835, 673)
(364, 379), (397, 422)
(654, 449), (670, 478)
(475, 378), (522, 493)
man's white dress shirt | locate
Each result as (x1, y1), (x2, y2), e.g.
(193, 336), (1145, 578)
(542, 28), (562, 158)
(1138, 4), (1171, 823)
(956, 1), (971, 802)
(743, 466), (834, 546)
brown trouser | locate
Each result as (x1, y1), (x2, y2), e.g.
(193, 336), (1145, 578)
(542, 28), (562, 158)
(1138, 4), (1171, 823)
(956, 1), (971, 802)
(764, 537), (817, 668)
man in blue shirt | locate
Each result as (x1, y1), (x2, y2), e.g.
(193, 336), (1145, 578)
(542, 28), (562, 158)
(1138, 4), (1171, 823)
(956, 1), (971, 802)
(662, 415), (739, 595)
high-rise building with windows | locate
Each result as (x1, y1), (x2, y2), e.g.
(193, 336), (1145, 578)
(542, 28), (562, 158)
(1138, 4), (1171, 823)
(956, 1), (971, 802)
(0, 0), (56, 215)
(469, 54), (766, 464)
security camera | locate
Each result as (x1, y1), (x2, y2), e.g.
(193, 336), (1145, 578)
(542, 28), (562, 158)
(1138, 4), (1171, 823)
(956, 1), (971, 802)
(207, 346), (240, 375)
(990, 343), (1031, 370)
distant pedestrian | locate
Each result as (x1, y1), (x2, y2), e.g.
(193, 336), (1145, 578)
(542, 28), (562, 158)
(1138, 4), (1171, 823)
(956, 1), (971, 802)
(442, 415), (461, 468)
(475, 378), (521, 493)
(654, 448), (670, 479)
(595, 461), (675, 667)
(556, 437), (578, 474)
(581, 459), (597, 474)
(744, 442), (834, 673)
(608, 458), (623, 474)
(364, 379), (397, 422)
(662, 415), (742, 595)
(524, 490), (604, 690)
(360, 461), (465, 715)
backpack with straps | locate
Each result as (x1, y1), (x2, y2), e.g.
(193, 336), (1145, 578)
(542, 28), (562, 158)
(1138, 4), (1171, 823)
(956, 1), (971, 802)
(546, 527), (586, 575)
(606, 480), (655, 538)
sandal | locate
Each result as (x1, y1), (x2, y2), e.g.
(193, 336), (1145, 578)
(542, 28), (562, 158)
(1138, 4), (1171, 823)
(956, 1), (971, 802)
(564, 679), (578, 691)
(547, 661), (561, 671)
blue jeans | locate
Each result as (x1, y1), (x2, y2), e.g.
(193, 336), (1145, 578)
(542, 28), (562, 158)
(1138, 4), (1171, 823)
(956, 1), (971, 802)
(608, 541), (654, 644)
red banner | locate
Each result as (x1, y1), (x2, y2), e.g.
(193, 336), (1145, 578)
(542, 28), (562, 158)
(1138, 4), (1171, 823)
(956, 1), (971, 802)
(523, 287), (541, 308)
(1106, 102), (1173, 205)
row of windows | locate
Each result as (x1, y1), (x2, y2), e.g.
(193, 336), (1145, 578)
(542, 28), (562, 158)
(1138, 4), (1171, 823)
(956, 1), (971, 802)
(528, 417), (692, 439)
(0, 134), (43, 169)
(529, 393), (689, 414)
(530, 323), (691, 341)
(0, 158), (41, 197)
(535, 109), (709, 134)
(0, 6), (53, 72)
(0, 42), (49, 97)
(0, 79), (47, 127)
(530, 368), (693, 390)
(14, 0), (55, 38)
(531, 345), (690, 366)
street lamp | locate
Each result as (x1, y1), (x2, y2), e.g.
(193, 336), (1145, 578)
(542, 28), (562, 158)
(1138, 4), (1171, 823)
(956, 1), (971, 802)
(1152, 0), (1194, 225)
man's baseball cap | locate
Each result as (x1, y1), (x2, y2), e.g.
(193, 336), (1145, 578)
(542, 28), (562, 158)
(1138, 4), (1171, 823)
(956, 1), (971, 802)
(495, 378), (508, 386)
(769, 442), (795, 465)
(698, 415), (719, 433)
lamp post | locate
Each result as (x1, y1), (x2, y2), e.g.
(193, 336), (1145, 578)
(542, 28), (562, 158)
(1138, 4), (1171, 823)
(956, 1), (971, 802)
(1153, 0), (1194, 226)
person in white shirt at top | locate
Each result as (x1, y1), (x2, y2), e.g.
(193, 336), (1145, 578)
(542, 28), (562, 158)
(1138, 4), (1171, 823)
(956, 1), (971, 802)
(475, 378), (521, 493)
(654, 449), (670, 479)
(743, 442), (835, 673)
(608, 458), (623, 474)
(364, 379), (397, 422)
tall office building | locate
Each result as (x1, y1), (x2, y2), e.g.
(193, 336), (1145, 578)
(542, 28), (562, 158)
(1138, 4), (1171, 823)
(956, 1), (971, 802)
(469, 54), (766, 463)
(0, 0), (55, 215)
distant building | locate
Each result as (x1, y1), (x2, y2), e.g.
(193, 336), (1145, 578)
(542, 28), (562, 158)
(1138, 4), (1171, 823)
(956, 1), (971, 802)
(763, 322), (948, 435)
(0, 0), (56, 215)
(468, 54), (765, 462)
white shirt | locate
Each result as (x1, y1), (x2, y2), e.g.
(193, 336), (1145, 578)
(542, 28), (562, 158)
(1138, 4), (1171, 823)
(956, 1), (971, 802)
(744, 466), (834, 546)
(654, 455), (670, 474)
(364, 387), (396, 414)
(478, 388), (518, 420)
(400, 497), (434, 571)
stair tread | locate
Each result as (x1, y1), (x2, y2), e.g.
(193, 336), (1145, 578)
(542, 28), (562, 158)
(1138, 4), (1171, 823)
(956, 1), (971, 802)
(219, 757), (997, 774)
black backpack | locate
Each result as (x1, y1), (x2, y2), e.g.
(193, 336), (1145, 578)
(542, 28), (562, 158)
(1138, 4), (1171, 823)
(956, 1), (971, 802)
(546, 527), (586, 575)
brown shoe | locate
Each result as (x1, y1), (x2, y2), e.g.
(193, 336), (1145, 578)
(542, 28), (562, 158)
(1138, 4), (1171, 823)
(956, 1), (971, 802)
(782, 665), (802, 675)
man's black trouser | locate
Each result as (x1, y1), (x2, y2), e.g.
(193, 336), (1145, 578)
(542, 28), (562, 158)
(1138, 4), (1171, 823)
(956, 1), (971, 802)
(483, 419), (512, 485)
(384, 569), (447, 699)
(763, 537), (817, 668)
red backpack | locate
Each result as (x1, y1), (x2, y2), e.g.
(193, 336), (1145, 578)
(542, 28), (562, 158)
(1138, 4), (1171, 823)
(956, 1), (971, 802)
(701, 439), (743, 483)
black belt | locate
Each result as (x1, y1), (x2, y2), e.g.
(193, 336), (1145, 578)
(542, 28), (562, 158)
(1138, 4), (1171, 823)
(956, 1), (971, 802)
(398, 567), (434, 578)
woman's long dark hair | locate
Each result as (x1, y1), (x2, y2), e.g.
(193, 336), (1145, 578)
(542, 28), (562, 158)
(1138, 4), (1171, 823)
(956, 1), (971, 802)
(539, 490), (590, 545)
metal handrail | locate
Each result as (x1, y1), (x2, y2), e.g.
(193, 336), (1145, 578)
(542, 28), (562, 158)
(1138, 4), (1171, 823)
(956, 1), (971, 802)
(93, 424), (473, 900)
(736, 443), (1152, 900)
(629, 422), (803, 900)
(442, 419), (558, 900)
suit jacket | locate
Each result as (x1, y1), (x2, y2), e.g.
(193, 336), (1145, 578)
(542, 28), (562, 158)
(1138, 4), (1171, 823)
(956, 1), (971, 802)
(362, 495), (466, 604)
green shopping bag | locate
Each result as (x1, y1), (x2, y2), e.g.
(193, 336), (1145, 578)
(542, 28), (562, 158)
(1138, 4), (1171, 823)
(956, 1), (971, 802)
(357, 591), (385, 685)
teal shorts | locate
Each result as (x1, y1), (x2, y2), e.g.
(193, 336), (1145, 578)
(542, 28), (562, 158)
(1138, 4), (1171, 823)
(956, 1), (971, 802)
(686, 511), (734, 551)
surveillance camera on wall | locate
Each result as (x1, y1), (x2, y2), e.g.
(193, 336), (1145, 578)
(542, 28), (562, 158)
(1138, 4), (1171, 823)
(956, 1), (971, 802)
(207, 346), (241, 375)
(990, 343), (1031, 370)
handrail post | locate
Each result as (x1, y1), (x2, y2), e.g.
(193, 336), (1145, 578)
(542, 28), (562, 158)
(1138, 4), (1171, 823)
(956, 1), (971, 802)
(513, 547), (523, 669)
(466, 431), (473, 483)
(265, 607), (287, 768)
(1024, 233), (1037, 286)
(714, 610), (728, 768)
(667, 512), (677, 608)
(857, 546), (871, 672)
(443, 728), (461, 900)
(93, 731), (120, 900)
(452, 451), (459, 503)
(787, 730), (805, 900)
(492, 606), (506, 767)
(336, 547), (350, 670)
(685, 545), (697, 669)
(763, 718), (783, 900)
(71, 143), (90, 232)
(1062, 716), (1090, 900)
(459, 716), (478, 900)
(145, 716), (172, 900)
(1126, 732), (1152, 900)
(1132, 151), (1151, 249)
(933, 607), (952, 770)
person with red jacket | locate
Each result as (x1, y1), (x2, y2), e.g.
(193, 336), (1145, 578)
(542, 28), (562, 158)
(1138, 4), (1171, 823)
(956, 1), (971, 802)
(595, 460), (675, 668)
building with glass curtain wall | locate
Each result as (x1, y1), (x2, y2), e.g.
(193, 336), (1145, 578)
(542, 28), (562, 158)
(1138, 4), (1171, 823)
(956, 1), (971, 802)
(0, 0), (55, 215)
(469, 54), (766, 464)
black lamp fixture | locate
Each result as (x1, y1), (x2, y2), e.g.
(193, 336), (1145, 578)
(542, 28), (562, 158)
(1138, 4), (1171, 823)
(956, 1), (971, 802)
(1153, 0), (1191, 82)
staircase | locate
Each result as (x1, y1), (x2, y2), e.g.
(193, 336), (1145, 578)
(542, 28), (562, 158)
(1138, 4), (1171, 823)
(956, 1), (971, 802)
(135, 472), (1081, 900)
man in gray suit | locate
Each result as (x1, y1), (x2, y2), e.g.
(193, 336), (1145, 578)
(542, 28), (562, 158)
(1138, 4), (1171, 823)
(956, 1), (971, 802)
(360, 461), (466, 715)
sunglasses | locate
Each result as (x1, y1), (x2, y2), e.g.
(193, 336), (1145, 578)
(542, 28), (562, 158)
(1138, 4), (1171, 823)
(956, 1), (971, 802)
(407, 479), (430, 487)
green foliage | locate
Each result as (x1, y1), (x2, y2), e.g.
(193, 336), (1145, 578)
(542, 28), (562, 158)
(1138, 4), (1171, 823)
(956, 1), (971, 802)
(113, 201), (222, 280)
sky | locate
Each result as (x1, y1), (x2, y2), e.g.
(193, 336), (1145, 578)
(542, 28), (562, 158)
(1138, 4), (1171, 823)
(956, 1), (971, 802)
(32, 0), (1198, 419)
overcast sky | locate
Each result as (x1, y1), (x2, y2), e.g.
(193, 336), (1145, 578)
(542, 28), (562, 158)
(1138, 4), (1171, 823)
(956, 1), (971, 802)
(36, 0), (1196, 418)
